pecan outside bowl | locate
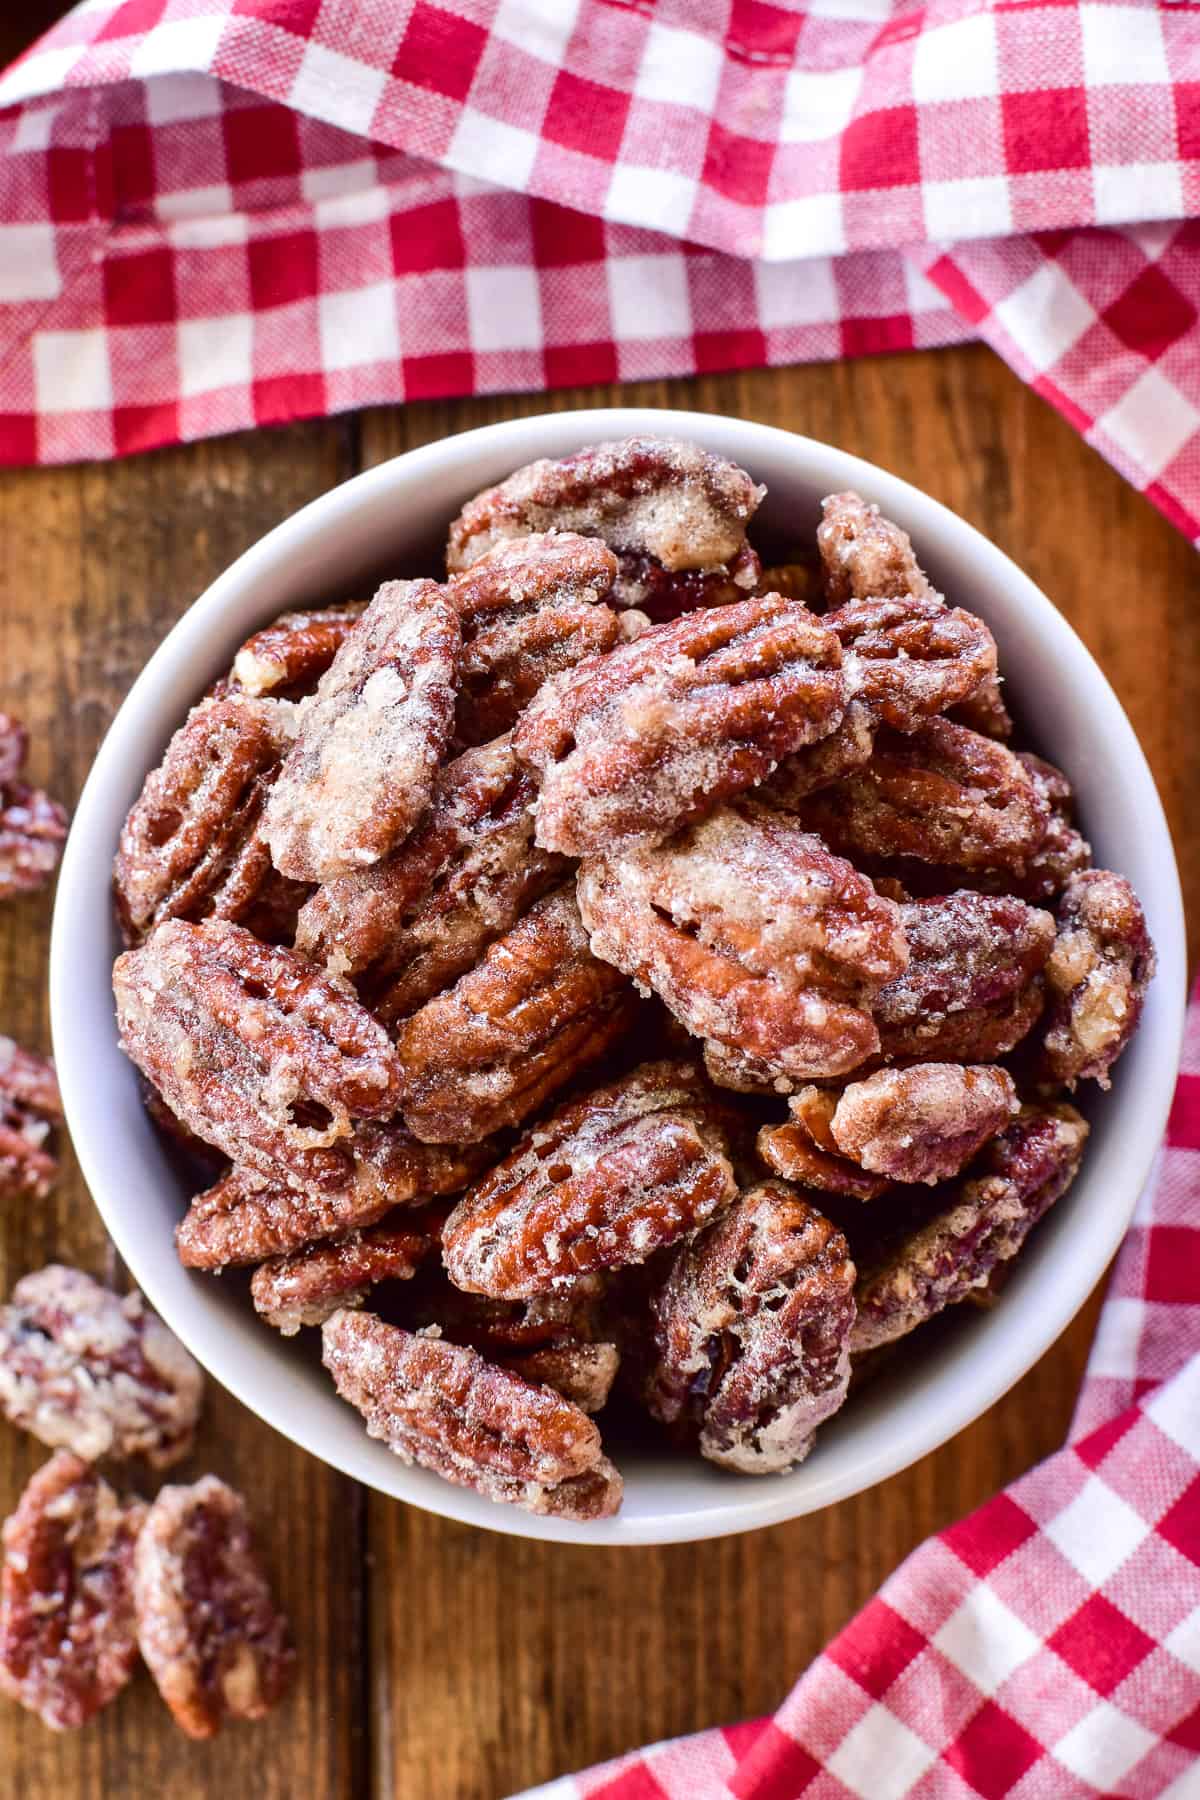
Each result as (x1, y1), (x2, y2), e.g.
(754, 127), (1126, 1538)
(49, 411), (1186, 1545)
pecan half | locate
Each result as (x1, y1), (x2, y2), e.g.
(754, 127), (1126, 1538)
(394, 1273), (616, 1406)
(756, 1116), (890, 1201)
(1006, 752), (1093, 903)
(264, 579), (460, 883)
(113, 696), (293, 943)
(229, 601), (366, 699)
(578, 802), (908, 1088)
(509, 1342), (619, 1414)
(817, 1064), (1018, 1185)
(322, 1310), (622, 1519)
(0, 783), (68, 900)
(615, 543), (763, 622)
(134, 1477), (294, 1738)
(874, 891), (1054, 1063)
(447, 532), (621, 744)
(0, 1266), (203, 1468)
(798, 719), (1049, 879)
(446, 435), (764, 616)
(831, 595), (998, 734)
(0, 1453), (145, 1730)
(949, 673), (1012, 740)
(0, 1037), (62, 1203)
(648, 1181), (856, 1473)
(113, 919), (401, 1193)
(175, 1127), (488, 1269)
(395, 887), (638, 1143)
(514, 595), (847, 856)
(817, 490), (934, 606)
(762, 697), (875, 806)
(852, 1103), (1089, 1352)
(442, 1061), (737, 1298)
(295, 732), (565, 1023)
(249, 1206), (445, 1334)
(1038, 870), (1155, 1090)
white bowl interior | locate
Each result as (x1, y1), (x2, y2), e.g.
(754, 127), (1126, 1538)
(49, 409), (1186, 1545)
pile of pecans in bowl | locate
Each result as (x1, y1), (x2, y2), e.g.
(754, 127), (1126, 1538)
(111, 437), (1154, 1521)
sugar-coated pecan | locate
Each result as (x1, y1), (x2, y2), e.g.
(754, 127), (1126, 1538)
(0, 713), (28, 787)
(264, 579), (459, 883)
(0, 1453), (145, 1730)
(395, 887), (638, 1144)
(249, 1206), (445, 1334)
(1038, 870), (1155, 1090)
(756, 557), (821, 607)
(756, 1117), (890, 1201)
(508, 1341), (619, 1414)
(800, 719), (1049, 879)
(761, 698), (875, 806)
(852, 1103), (1088, 1351)
(648, 1180), (855, 1473)
(578, 802), (908, 1088)
(874, 891), (1054, 1062)
(949, 673), (1012, 740)
(514, 595), (847, 856)
(229, 601), (366, 699)
(113, 919), (401, 1193)
(830, 595), (997, 733)
(0, 1266), (203, 1468)
(295, 732), (565, 1022)
(442, 1061), (737, 1298)
(819, 1064), (1017, 1185)
(113, 696), (293, 943)
(817, 491), (935, 606)
(1007, 752), (1093, 902)
(322, 1310), (623, 1518)
(0, 782), (68, 900)
(447, 435), (764, 615)
(615, 543), (763, 622)
(134, 1477), (294, 1738)
(447, 532), (621, 743)
(0, 1037), (61, 1203)
(175, 1128), (488, 1269)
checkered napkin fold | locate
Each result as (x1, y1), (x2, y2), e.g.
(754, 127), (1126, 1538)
(1, 1), (1200, 542)
(515, 999), (1200, 1800)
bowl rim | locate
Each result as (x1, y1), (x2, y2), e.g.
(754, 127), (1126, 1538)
(49, 406), (1188, 1545)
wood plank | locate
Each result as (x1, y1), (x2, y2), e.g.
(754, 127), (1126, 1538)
(0, 421), (368, 1799)
(357, 348), (1196, 1798)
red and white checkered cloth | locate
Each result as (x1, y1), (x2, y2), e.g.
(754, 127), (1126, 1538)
(1, 2), (1200, 540)
(512, 997), (1200, 1798)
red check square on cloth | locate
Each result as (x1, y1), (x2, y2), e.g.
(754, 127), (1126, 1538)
(512, 1000), (1200, 1798)
(0, 0), (1199, 544)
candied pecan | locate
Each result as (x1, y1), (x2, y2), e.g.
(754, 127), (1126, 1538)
(578, 802), (908, 1088)
(175, 1128), (488, 1269)
(874, 891), (1054, 1063)
(830, 595), (998, 734)
(949, 673), (1012, 740)
(134, 1477), (293, 1738)
(1006, 752), (1093, 903)
(442, 1061), (737, 1298)
(113, 919), (401, 1193)
(820, 1064), (1017, 1185)
(295, 732), (565, 1021)
(514, 595), (847, 856)
(0, 1266), (203, 1468)
(756, 1118), (890, 1201)
(264, 579), (459, 883)
(800, 719), (1049, 880)
(0, 1037), (61, 1203)
(395, 887), (638, 1144)
(0, 1453), (145, 1730)
(322, 1310), (622, 1518)
(229, 601), (366, 699)
(761, 698), (875, 806)
(0, 713), (28, 787)
(817, 491), (934, 606)
(249, 1206), (445, 1334)
(507, 1341), (619, 1414)
(1038, 870), (1155, 1090)
(616, 542), (763, 622)
(852, 1102), (1089, 1352)
(0, 782), (68, 900)
(394, 1274), (619, 1406)
(447, 532), (621, 743)
(756, 557), (821, 607)
(446, 435), (764, 615)
(647, 1181), (855, 1473)
(113, 696), (293, 943)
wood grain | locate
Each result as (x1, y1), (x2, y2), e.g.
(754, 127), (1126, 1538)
(0, 12), (1194, 1777)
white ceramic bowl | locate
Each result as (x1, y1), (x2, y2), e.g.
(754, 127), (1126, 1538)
(49, 409), (1186, 1545)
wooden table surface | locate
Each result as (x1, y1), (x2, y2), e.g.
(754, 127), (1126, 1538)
(1, 11), (1197, 1798)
